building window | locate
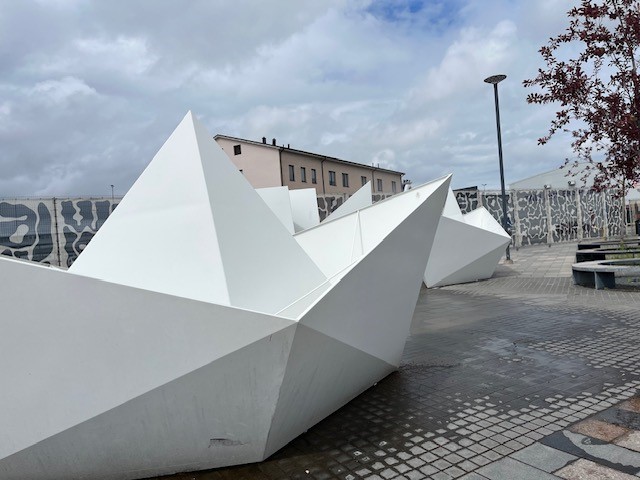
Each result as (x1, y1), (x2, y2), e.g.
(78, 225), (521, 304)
(392, 181), (397, 193)
(233, 144), (242, 155)
(329, 170), (336, 186)
(342, 173), (349, 187)
(377, 179), (383, 192)
(289, 165), (295, 182)
(361, 176), (368, 186)
(301, 167), (307, 183)
(311, 168), (317, 184)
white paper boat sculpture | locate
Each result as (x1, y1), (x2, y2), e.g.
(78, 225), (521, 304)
(0, 112), (449, 479)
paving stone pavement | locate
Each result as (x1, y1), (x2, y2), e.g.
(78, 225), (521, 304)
(152, 242), (640, 480)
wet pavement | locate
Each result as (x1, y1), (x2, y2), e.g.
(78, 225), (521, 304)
(153, 242), (640, 480)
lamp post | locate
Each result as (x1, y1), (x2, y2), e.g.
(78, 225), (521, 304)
(110, 184), (115, 203)
(484, 74), (512, 263)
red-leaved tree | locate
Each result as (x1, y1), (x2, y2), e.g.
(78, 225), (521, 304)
(523, 0), (640, 192)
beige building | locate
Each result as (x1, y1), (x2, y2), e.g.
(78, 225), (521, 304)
(215, 135), (404, 196)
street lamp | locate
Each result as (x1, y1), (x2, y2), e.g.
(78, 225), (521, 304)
(110, 184), (115, 203)
(484, 74), (512, 263)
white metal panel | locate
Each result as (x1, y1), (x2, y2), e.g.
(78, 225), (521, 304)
(264, 324), (394, 458)
(442, 188), (464, 221)
(0, 324), (296, 479)
(256, 186), (295, 234)
(289, 188), (320, 232)
(69, 111), (231, 306)
(424, 207), (510, 287)
(293, 213), (362, 279)
(434, 243), (507, 287)
(464, 206), (511, 238)
(325, 181), (372, 221)
(0, 256), (294, 462)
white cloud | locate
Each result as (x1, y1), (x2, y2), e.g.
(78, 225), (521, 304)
(29, 76), (97, 104)
(0, 0), (584, 195)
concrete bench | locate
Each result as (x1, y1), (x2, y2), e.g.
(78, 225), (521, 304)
(572, 259), (640, 289)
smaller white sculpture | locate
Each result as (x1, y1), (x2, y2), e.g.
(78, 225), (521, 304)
(423, 189), (511, 287)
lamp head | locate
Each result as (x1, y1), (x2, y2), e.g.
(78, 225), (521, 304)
(484, 74), (507, 84)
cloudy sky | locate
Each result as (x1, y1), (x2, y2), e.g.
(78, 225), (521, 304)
(0, 0), (580, 196)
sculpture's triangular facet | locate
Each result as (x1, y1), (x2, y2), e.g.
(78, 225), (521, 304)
(70, 112), (326, 313)
(424, 191), (510, 287)
(289, 188), (320, 232)
(442, 188), (464, 221)
(256, 186), (295, 234)
(0, 257), (295, 468)
(325, 181), (372, 221)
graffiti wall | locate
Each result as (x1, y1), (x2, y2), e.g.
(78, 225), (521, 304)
(455, 189), (624, 247)
(0, 189), (624, 269)
(316, 193), (393, 221)
(0, 197), (119, 268)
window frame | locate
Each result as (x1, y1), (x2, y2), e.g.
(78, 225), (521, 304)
(289, 165), (295, 182)
(329, 170), (336, 186)
(233, 144), (242, 155)
(342, 173), (349, 188)
(301, 167), (307, 183)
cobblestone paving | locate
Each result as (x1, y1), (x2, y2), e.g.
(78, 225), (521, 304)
(153, 242), (640, 480)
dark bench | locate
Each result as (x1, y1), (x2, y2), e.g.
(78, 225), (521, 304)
(572, 259), (640, 289)
(578, 237), (640, 250)
(575, 248), (640, 263)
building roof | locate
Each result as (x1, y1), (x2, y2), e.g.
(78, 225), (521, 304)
(509, 163), (640, 200)
(214, 134), (405, 176)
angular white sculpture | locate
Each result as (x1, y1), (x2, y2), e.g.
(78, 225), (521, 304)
(424, 189), (511, 287)
(325, 181), (373, 221)
(0, 112), (448, 480)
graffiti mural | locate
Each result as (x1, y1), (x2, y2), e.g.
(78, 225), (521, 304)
(0, 189), (626, 269)
(0, 197), (118, 268)
(456, 188), (624, 247)
(316, 195), (345, 221)
(549, 190), (578, 243)
(60, 200), (114, 267)
(0, 200), (55, 264)
(316, 193), (393, 221)
(515, 190), (547, 246)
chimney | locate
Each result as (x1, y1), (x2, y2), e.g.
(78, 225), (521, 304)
(262, 137), (266, 144)
(272, 138), (276, 146)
